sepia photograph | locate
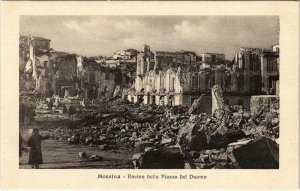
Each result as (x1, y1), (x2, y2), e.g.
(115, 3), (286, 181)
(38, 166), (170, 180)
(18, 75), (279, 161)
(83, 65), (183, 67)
(1, 1), (299, 189)
(18, 15), (280, 169)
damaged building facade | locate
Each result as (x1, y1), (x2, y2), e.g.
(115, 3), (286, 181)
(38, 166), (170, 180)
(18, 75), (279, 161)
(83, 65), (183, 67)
(231, 47), (279, 95)
(128, 45), (280, 112)
(20, 35), (53, 96)
(50, 55), (125, 99)
(19, 35), (126, 100)
(128, 45), (228, 110)
(80, 58), (124, 98)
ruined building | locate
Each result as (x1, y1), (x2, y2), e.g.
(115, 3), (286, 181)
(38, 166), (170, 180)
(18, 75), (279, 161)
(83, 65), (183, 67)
(80, 57), (124, 99)
(231, 47), (279, 95)
(19, 35), (53, 96)
(128, 45), (228, 109)
(127, 45), (280, 111)
(52, 55), (125, 99)
(19, 35), (126, 100)
(20, 35), (72, 98)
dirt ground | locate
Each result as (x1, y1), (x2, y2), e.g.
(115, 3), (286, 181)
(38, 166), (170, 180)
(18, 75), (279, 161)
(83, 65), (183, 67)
(19, 125), (134, 169)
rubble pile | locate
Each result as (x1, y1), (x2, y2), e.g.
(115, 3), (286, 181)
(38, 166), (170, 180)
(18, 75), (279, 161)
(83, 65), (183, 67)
(45, 95), (279, 169)
(47, 102), (189, 152)
(249, 96), (279, 140)
(176, 97), (279, 169)
(250, 95), (279, 115)
(182, 135), (278, 169)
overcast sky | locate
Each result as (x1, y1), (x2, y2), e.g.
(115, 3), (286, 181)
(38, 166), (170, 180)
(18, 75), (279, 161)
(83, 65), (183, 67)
(20, 16), (279, 59)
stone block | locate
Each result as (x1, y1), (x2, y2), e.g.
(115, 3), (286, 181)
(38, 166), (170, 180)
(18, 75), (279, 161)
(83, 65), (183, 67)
(233, 138), (279, 169)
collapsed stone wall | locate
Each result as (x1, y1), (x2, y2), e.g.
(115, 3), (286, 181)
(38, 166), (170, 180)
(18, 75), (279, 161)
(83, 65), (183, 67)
(212, 85), (225, 117)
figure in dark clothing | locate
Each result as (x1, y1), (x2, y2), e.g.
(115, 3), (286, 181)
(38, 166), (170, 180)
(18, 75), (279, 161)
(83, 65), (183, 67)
(27, 128), (49, 169)
(48, 100), (53, 109)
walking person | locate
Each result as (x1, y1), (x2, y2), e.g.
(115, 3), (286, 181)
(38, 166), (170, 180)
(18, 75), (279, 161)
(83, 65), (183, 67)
(27, 128), (49, 169)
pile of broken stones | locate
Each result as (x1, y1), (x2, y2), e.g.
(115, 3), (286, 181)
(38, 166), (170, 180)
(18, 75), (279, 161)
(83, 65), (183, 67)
(177, 105), (279, 169)
(47, 99), (279, 169)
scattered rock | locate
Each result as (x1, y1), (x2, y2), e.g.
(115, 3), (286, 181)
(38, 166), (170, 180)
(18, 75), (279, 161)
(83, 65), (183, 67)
(135, 141), (153, 153)
(78, 152), (87, 158)
(233, 138), (279, 169)
(90, 154), (103, 161)
(135, 149), (184, 169)
(98, 144), (110, 151)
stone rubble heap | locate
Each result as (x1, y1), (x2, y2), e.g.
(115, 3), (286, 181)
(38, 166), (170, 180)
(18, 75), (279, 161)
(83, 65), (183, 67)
(46, 95), (279, 169)
(47, 102), (189, 151)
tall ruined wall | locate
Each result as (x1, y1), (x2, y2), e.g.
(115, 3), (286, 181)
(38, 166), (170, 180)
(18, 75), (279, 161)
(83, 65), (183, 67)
(94, 71), (117, 93)
(165, 69), (182, 93)
(211, 85), (224, 115)
(143, 70), (158, 93)
(56, 55), (77, 81)
(214, 69), (226, 90)
(155, 51), (183, 71)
